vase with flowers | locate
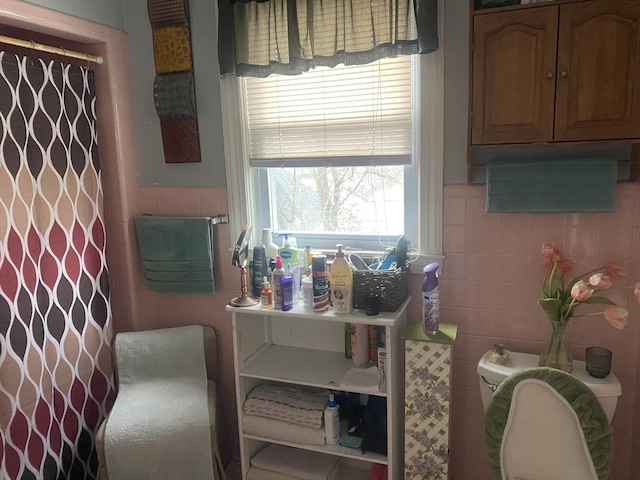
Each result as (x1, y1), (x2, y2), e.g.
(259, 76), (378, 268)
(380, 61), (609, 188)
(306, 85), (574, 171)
(538, 243), (640, 373)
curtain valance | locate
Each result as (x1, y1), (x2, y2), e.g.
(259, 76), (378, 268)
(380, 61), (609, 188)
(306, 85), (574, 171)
(218, 0), (438, 77)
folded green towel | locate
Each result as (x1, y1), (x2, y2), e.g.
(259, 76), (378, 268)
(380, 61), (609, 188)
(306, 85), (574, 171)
(487, 159), (617, 213)
(135, 215), (215, 294)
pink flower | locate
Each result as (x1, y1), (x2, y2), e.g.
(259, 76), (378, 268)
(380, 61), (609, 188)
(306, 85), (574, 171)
(571, 281), (593, 301)
(635, 282), (640, 303)
(557, 258), (574, 275)
(588, 273), (613, 290)
(605, 262), (627, 279)
(604, 306), (629, 329)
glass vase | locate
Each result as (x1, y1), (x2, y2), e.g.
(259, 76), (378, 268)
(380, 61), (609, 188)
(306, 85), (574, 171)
(539, 319), (573, 373)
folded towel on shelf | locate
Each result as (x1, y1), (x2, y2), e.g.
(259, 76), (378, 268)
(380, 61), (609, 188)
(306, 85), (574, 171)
(244, 384), (327, 429)
(247, 466), (304, 480)
(135, 215), (215, 294)
(247, 466), (341, 480)
(339, 366), (384, 394)
(250, 444), (339, 480)
(242, 415), (325, 445)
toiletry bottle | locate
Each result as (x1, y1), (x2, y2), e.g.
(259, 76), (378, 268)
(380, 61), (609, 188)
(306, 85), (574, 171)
(330, 244), (353, 313)
(252, 241), (267, 297)
(281, 274), (294, 311)
(272, 256), (285, 310)
(312, 255), (329, 312)
(324, 393), (340, 445)
(422, 262), (440, 334)
(262, 228), (279, 262)
(260, 277), (273, 309)
(278, 234), (301, 301)
(350, 324), (369, 366)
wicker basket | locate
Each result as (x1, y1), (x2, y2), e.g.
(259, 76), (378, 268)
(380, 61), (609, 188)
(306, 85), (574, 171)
(352, 265), (410, 312)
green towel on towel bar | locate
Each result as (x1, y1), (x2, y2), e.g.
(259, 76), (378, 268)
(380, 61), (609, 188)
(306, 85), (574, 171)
(486, 159), (617, 213)
(135, 215), (215, 294)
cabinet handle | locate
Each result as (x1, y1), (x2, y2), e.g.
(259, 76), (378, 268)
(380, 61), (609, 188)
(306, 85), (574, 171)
(546, 71), (554, 79)
(560, 70), (568, 78)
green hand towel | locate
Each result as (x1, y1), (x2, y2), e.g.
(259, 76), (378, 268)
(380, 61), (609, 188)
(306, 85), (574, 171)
(135, 215), (215, 294)
(486, 159), (617, 213)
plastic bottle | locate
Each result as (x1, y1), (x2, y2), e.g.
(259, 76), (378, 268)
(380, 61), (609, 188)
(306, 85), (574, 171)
(324, 393), (340, 445)
(262, 228), (280, 261)
(260, 277), (273, 309)
(278, 235), (301, 302)
(252, 241), (267, 297)
(272, 256), (286, 310)
(350, 324), (369, 366)
(422, 262), (440, 334)
(330, 244), (353, 313)
(281, 274), (294, 311)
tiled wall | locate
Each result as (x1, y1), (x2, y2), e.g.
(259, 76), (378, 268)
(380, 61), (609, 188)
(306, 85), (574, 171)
(5, 4), (639, 477)
(124, 183), (640, 479)
(417, 183), (640, 480)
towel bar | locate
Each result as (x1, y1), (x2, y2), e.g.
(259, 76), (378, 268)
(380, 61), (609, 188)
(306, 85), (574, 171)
(211, 214), (229, 225)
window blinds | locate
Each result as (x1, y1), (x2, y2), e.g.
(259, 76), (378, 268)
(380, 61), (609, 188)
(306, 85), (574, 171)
(242, 56), (413, 167)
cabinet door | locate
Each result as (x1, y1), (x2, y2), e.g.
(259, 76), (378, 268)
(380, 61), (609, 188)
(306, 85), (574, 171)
(555, 0), (640, 141)
(472, 7), (559, 145)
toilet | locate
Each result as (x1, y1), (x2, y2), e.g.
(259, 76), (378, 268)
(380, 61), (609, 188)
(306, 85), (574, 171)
(477, 350), (622, 480)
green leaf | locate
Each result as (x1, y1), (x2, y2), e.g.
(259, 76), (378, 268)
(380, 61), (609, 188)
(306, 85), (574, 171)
(583, 296), (616, 306)
(538, 298), (562, 322)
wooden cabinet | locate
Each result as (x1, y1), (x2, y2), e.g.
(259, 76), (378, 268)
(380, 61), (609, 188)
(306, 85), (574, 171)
(472, 0), (640, 145)
(227, 300), (409, 480)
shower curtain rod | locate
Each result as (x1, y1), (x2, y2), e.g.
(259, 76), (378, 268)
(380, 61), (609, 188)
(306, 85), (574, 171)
(0, 34), (103, 64)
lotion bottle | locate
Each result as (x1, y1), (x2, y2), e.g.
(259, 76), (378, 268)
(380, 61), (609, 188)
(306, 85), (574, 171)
(330, 244), (353, 313)
(350, 324), (369, 366)
(262, 228), (280, 261)
(324, 394), (340, 445)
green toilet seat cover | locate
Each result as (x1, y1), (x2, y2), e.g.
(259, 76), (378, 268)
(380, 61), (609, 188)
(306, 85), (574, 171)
(484, 367), (612, 480)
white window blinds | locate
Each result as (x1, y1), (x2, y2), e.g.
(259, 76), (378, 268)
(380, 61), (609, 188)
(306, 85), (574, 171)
(242, 56), (413, 167)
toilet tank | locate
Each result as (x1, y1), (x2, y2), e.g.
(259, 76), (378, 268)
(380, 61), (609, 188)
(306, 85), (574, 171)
(477, 350), (622, 423)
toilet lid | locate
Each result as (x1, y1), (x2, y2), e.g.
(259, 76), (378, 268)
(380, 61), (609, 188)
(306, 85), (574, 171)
(484, 367), (612, 480)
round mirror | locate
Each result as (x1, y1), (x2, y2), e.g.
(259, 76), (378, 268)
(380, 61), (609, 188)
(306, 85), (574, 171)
(229, 225), (259, 307)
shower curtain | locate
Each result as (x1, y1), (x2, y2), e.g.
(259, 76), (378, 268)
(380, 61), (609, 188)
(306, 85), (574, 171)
(0, 51), (114, 479)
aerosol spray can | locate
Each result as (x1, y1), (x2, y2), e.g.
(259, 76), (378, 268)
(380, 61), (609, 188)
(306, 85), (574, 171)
(422, 263), (440, 334)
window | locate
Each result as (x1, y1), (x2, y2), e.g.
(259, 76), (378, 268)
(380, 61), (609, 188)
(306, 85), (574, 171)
(220, 20), (444, 272)
(244, 57), (413, 249)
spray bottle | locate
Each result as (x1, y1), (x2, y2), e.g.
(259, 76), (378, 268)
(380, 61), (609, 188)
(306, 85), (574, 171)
(422, 263), (440, 334)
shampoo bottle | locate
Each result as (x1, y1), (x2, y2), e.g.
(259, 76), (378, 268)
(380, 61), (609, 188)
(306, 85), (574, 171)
(422, 263), (440, 334)
(272, 256), (285, 310)
(330, 244), (353, 313)
(324, 394), (340, 445)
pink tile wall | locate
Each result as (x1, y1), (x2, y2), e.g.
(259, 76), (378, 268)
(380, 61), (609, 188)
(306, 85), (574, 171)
(414, 183), (640, 480)
(122, 183), (640, 478)
(131, 186), (239, 464)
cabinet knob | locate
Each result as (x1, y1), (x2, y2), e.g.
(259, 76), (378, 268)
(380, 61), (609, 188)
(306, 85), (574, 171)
(561, 70), (568, 78)
(546, 71), (554, 79)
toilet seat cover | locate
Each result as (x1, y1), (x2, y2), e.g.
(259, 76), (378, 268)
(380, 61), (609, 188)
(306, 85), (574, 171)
(484, 367), (612, 480)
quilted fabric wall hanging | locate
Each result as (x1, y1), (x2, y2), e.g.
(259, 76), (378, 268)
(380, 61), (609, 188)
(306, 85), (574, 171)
(149, 0), (201, 163)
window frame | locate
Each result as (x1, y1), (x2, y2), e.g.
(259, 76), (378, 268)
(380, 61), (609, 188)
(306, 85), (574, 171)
(219, 2), (444, 273)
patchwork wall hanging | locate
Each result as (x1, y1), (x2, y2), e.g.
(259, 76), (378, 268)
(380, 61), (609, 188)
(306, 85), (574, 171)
(148, 0), (201, 163)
